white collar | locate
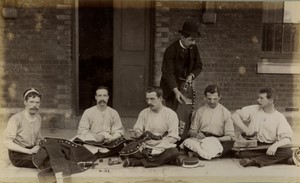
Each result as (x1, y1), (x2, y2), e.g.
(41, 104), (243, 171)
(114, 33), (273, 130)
(179, 40), (187, 50)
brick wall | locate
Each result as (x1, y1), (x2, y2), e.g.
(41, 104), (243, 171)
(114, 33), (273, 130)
(1, 0), (299, 131)
(0, 0), (74, 127)
(154, 1), (300, 129)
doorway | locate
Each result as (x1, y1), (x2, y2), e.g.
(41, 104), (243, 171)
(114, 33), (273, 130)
(113, 0), (152, 116)
(78, 0), (113, 112)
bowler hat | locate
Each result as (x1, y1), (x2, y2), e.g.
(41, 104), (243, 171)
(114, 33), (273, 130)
(178, 21), (201, 38)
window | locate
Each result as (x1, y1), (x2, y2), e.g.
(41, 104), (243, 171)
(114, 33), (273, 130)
(262, 2), (300, 53)
(283, 2), (300, 24)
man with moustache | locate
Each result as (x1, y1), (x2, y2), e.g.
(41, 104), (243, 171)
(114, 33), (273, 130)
(160, 21), (202, 111)
(3, 88), (43, 168)
(122, 86), (180, 167)
(183, 85), (234, 159)
(231, 87), (297, 167)
(75, 86), (125, 158)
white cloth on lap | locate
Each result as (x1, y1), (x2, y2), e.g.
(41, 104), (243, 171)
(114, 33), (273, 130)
(180, 137), (223, 160)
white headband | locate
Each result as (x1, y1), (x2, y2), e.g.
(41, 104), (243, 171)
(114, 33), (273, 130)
(24, 88), (40, 99)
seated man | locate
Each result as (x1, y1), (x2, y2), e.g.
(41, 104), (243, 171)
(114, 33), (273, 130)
(3, 88), (97, 182)
(74, 86), (125, 158)
(181, 85), (234, 159)
(3, 88), (43, 168)
(231, 87), (297, 167)
(121, 86), (180, 168)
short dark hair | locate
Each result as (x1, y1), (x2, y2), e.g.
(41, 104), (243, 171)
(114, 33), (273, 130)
(23, 88), (41, 101)
(95, 86), (109, 95)
(146, 86), (163, 98)
(259, 87), (278, 102)
(204, 85), (220, 97)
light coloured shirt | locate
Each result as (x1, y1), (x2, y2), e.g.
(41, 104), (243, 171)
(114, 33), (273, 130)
(134, 106), (180, 141)
(77, 106), (124, 140)
(3, 111), (43, 148)
(190, 104), (234, 139)
(236, 105), (293, 143)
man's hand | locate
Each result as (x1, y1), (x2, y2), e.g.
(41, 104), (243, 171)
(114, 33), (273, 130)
(266, 144), (278, 156)
(179, 121), (185, 135)
(93, 134), (105, 142)
(104, 138), (112, 143)
(189, 131), (198, 138)
(173, 88), (183, 104)
(128, 129), (140, 139)
(186, 74), (193, 83)
(146, 140), (161, 147)
(28, 146), (40, 154)
(243, 128), (255, 136)
(196, 132), (205, 140)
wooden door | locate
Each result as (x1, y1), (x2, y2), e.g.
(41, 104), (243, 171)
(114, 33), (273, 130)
(113, 0), (152, 116)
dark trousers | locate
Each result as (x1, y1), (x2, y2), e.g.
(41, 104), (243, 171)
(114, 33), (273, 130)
(35, 138), (96, 183)
(8, 150), (36, 168)
(142, 148), (180, 168)
(130, 147), (180, 168)
(236, 147), (293, 167)
(221, 141), (234, 157)
(165, 94), (178, 111)
(95, 143), (125, 158)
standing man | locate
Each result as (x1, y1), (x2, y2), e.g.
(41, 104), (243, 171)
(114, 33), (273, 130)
(3, 88), (43, 168)
(75, 86), (125, 158)
(121, 86), (180, 168)
(160, 21), (202, 110)
(231, 87), (297, 167)
(184, 85), (234, 158)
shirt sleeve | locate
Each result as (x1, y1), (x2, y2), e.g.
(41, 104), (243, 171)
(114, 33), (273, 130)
(223, 109), (235, 139)
(133, 110), (146, 136)
(236, 105), (258, 122)
(161, 46), (178, 90)
(3, 115), (18, 142)
(189, 108), (203, 135)
(110, 110), (124, 140)
(77, 110), (92, 136)
(164, 110), (180, 141)
(277, 115), (293, 141)
(190, 45), (202, 77)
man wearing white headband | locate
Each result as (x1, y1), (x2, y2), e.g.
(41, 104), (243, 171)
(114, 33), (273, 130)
(3, 88), (43, 168)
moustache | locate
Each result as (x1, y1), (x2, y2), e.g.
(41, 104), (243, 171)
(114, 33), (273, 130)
(98, 100), (107, 104)
(30, 107), (38, 111)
